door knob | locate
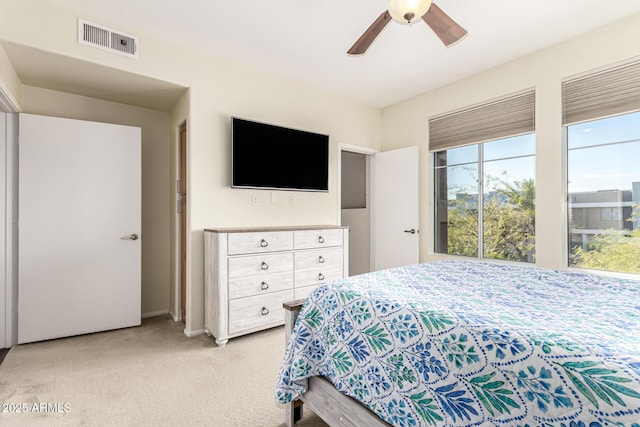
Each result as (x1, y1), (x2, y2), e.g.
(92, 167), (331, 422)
(121, 234), (139, 240)
(403, 229), (417, 234)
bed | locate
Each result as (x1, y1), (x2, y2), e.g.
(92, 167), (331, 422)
(275, 260), (640, 427)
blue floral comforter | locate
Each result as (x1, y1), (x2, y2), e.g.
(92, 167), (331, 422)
(275, 261), (640, 427)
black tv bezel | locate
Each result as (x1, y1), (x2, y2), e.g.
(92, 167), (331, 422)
(231, 117), (329, 192)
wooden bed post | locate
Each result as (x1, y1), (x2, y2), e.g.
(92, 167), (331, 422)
(283, 299), (306, 427)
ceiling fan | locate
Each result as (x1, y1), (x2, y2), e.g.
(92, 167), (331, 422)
(348, 0), (467, 55)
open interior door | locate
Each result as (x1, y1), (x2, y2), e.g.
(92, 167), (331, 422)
(372, 146), (419, 271)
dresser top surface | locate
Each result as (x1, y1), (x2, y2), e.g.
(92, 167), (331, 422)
(204, 225), (349, 233)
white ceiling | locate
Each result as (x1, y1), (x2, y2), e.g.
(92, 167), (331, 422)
(23, 1), (640, 108)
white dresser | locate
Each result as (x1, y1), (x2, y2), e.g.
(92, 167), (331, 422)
(204, 226), (349, 346)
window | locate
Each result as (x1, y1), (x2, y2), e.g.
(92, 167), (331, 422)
(601, 207), (623, 222)
(563, 60), (640, 274)
(435, 134), (535, 262)
(430, 90), (536, 263)
(566, 111), (640, 273)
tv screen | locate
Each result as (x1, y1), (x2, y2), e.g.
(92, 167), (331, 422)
(232, 117), (329, 192)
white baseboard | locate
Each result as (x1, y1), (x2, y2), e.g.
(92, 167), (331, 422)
(183, 328), (205, 337)
(141, 309), (169, 319)
(169, 311), (180, 322)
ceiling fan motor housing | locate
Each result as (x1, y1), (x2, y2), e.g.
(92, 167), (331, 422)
(388, 0), (432, 24)
(347, 1), (466, 55)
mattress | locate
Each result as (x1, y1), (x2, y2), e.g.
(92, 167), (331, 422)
(275, 260), (640, 426)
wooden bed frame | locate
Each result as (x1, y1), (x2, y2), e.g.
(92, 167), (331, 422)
(283, 300), (391, 427)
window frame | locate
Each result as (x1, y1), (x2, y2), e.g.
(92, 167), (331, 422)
(433, 133), (536, 262)
(564, 111), (640, 275)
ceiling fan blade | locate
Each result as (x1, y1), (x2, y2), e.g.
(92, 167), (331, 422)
(422, 3), (467, 46)
(347, 10), (392, 55)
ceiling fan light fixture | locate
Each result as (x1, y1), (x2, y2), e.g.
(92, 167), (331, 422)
(388, 0), (432, 25)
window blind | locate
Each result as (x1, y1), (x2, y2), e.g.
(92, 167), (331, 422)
(429, 91), (535, 152)
(563, 60), (640, 125)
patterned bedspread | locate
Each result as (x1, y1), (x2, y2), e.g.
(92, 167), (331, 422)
(275, 261), (640, 427)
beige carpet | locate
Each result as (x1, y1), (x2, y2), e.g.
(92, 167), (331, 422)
(0, 316), (328, 427)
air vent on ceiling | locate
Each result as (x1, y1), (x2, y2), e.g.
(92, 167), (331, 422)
(78, 18), (139, 59)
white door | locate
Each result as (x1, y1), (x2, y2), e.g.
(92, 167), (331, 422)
(18, 114), (141, 344)
(372, 146), (419, 271)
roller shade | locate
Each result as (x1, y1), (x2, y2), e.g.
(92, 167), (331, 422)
(563, 60), (640, 125)
(429, 91), (535, 152)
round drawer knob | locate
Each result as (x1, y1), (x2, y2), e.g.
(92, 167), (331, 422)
(260, 262), (269, 270)
(318, 256), (325, 264)
(261, 307), (270, 316)
(318, 236), (325, 244)
(260, 239), (268, 248)
(260, 281), (269, 290)
(318, 273), (325, 281)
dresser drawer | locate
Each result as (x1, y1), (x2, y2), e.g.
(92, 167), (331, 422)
(295, 265), (344, 288)
(228, 271), (293, 299)
(228, 290), (293, 335)
(294, 284), (320, 301)
(294, 229), (344, 249)
(228, 252), (293, 278)
(227, 231), (293, 255)
(295, 247), (343, 270)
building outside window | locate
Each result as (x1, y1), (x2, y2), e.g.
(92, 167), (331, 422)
(434, 134), (535, 262)
(567, 111), (640, 273)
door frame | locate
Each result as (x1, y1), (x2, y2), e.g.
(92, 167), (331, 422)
(0, 113), (6, 349)
(338, 143), (379, 272)
(178, 121), (187, 325)
(0, 86), (19, 348)
(173, 119), (193, 333)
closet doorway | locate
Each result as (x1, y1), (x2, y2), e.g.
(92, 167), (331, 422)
(340, 145), (420, 275)
(339, 145), (376, 276)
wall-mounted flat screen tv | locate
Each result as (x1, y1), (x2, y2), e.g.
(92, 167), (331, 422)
(232, 117), (329, 192)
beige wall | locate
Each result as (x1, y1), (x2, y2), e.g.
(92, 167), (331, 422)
(381, 13), (640, 271)
(183, 71), (381, 333)
(21, 86), (172, 316)
(0, 0), (382, 333)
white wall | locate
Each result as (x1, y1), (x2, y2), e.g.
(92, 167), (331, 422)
(381, 13), (640, 271)
(20, 86), (172, 317)
(0, 0), (382, 333)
